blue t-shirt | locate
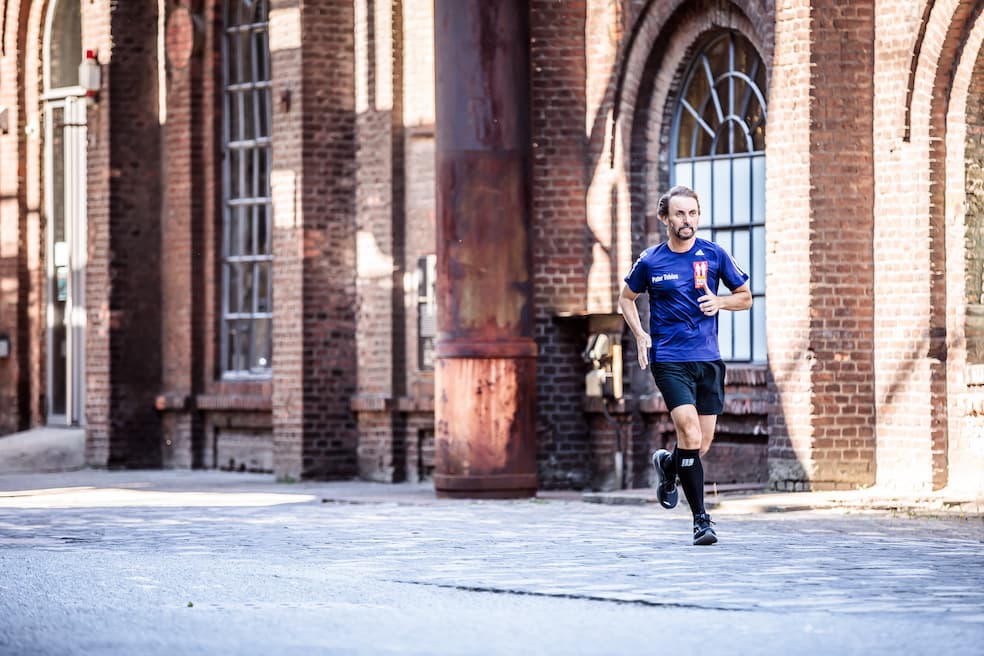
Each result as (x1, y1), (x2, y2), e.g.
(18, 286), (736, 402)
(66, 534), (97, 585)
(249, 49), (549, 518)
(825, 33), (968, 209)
(624, 238), (749, 363)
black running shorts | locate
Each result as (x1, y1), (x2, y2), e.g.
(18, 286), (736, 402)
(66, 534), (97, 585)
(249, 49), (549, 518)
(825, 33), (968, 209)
(650, 360), (726, 415)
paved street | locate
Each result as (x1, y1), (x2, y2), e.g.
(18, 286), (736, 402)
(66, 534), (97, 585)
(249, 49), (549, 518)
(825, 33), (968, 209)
(0, 471), (982, 655)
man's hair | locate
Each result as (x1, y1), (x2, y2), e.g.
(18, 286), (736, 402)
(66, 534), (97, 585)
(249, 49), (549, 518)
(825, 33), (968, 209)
(657, 185), (701, 218)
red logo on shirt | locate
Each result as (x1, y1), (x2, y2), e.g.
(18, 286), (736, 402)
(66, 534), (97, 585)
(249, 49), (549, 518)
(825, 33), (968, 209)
(693, 261), (708, 288)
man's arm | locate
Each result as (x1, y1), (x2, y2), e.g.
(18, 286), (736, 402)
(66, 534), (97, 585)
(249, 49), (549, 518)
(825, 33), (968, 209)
(697, 282), (752, 316)
(618, 284), (653, 370)
(724, 283), (753, 310)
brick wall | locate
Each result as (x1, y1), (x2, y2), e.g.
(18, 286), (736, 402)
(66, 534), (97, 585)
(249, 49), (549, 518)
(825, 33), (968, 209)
(107, 0), (164, 466)
(765, 0), (816, 487)
(946, 6), (984, 494)
(804, 0), (876, 488)
(196, 0), (225, 467)
(872, 0), (978, 491)
(872, 0), (930, 489)
(299, 0), (359, 479)
(80, 0), (164, 467)
(765, 0), (880, 491)
(964, 58), (984, 361)
(200, 0), (223, 424)
(584, 0), (623, 315)
(159, 1), (204, 468)
(268, 1), (302, 480)
(0, 0), (24, 434)
(359, 0), (440, 482)
(0, 0), (55, 436)
(352, 0), (403, 482)
(584, 397), (634, 490)
(530, 0), (591, 487)
(5, 0), (982, 495)
(82, 0), (113, 463)
(354, 0), (396, 400)
(927, 1), (978, 489)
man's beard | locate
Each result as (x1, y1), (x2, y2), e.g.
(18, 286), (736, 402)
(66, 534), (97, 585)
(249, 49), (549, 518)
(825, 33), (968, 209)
(675, 225), (694, 239)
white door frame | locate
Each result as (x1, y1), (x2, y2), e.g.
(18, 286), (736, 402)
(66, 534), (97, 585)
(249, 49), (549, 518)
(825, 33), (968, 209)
(43, 93), (87, 426)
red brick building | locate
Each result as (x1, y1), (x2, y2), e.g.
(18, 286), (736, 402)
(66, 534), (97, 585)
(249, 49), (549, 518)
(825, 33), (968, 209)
(1, 0), (981, 495)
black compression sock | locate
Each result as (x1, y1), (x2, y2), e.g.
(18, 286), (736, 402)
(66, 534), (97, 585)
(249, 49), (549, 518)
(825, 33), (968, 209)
(675, 448), (705, 516)
(665, 447), (679, 478)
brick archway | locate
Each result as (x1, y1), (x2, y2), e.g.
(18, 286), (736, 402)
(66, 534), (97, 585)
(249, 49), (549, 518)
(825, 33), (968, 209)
(609, 1), (776, 488)
(926, 0), (983, 490)
(876, 0), (984, 491)
(612, 0), (773, 257)
(0, 0), (71, 433)
(942, 4), (984, 492)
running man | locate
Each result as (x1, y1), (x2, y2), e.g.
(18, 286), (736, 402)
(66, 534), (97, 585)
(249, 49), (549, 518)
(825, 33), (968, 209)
(618, 185), (752, 545)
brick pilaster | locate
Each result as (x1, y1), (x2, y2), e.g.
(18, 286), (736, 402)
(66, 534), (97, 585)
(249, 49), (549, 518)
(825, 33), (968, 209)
(0, 0), (26, 434)
(270, 0), (358, 480)
(352, 0), (407, 482)
(85, 0), (164, 467)
(767, 0), (877, 490)
(159, 1), (205, 468)
(530, 0), (591, 488)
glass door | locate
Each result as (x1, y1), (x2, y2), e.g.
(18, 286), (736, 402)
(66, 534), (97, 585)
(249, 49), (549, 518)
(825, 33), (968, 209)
(45, 95), (87, 426)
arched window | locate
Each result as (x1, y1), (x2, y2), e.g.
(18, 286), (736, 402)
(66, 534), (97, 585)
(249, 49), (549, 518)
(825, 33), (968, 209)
(671, 31), (766, 362)
(42, 0), (87, 424)
(46, 0), (81, 90)
(221, 0), (273, 376)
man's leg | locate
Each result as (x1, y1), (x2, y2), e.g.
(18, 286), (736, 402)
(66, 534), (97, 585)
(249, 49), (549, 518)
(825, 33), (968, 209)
(668, 405), (705, 516)
(685, 362), (725, 545)
(651, 363), (698, 509)
(667, 404), (717, 544)
(664, 413), (715, 489)
(698, 414), (718, 456)
(668, 404), (702, 450)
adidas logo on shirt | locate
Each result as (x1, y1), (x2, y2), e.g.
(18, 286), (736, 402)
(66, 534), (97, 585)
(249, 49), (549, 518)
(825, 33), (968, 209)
(695, 249), (705, 256)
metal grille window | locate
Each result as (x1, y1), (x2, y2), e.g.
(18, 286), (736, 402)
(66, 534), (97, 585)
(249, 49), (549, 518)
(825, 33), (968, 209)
(670, 32), (767, 362)
(221, 0), (273, 376)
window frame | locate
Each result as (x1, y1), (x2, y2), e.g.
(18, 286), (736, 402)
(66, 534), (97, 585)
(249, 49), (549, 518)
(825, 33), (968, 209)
(670, 31), (767, 363)
(220, 0), (274, 379)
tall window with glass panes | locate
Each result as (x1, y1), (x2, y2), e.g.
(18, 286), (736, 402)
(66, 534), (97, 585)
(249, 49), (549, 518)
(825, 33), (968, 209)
(670, 32), (766, 362)
(221, 0), (273, 376)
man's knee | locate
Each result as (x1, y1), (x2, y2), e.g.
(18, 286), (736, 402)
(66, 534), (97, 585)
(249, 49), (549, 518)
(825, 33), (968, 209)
(697, 416), (717, 456)
(671, 409), (702, 449)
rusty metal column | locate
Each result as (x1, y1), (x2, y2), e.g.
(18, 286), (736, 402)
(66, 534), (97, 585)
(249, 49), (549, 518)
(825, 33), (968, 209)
(433, 0), (537, 498)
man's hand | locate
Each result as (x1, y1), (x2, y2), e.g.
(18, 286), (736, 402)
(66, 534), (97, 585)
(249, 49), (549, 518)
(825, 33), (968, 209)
(635, 332), (652, 370)
(698, 283), (721, 316)
(619, 284), (653, 370)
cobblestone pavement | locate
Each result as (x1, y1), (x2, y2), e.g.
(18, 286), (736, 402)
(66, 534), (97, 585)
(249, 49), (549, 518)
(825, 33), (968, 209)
(0, 472), (982, 655)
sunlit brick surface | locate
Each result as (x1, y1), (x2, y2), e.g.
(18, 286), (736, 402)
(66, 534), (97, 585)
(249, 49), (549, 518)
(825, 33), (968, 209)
(1, 0), (983, 495)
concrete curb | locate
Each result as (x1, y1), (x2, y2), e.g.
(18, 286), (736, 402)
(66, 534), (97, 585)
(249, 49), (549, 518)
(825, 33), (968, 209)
(582, 486), (984, 518)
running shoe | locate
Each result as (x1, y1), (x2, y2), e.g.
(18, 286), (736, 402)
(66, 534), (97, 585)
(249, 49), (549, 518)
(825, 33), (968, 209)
(693, 512), (717, 546)
(651, 449), (679, 509)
